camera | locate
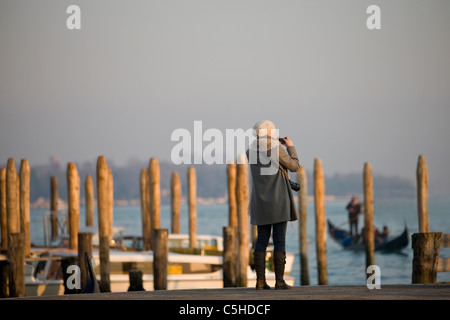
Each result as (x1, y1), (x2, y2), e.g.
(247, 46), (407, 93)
(278, 137), (285, 144)
(289, 180), (301, 192)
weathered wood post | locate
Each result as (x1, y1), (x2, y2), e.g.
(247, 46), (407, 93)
(6, 158), (19, 236)
(223, 226), (237, 287)
(411, 155), (438, 284)
(236, 154), (249, 287)
(153, 228), (168, 290)
(19, 159), (30, 256)
(0, 168), (7, 249)
(416, 154), (430, 233)
(78, 232), (93, 289)
(97, 156), (111, 292)
(225, 162), (238, 287)
(363, 162), (375, 271)
(148, 158), (161, 247)
(6, 158), (25, 297)
(171, 171), (181, 234)
(297, 165), (310, 285)
(15, 172), (19, 227)
(108, 168), (114, 240)
(67, 162), (80, 250)
(412, 232), (442, 284)
(140, 169), (151, 250)
(85, 175), (95, 227)
(227, 162), (237, 228)
(50, 176), (59, 241)
(128, 269), (145, 291)
(314, 158), (328, 285)
(0, 168), (7, 297)
(188, 166), (197, 249)
(8, 233), (25, 297)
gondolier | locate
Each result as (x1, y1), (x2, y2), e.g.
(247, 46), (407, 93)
(346, 196), (362, 236)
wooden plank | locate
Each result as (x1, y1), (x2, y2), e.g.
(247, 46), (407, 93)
(437, 257), (450, 273)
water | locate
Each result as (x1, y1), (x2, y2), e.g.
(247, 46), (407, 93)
(29, 197), (450, 286)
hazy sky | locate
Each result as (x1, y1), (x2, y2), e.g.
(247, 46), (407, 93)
(1, 1), (450, 196)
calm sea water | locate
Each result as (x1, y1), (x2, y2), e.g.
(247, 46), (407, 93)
(29, 197), (450, 286)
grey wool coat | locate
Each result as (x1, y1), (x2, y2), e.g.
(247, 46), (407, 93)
(247, 144), (300, 226)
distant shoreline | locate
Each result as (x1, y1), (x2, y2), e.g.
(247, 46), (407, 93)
(29, 195), (356, 210)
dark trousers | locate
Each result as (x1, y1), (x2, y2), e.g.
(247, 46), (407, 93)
(254, 221), (287, 253)
(350, 216), (359, 236)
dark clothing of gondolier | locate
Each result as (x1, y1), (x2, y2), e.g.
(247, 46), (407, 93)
(346, 196), (362, 236)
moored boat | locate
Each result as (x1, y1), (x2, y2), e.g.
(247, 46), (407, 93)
(24, 232), (295, 296)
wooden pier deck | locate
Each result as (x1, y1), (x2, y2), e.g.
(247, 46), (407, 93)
(6, 284), (450, 300)
(4, 285), (449, 319)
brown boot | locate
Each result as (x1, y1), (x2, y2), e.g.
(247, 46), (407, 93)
(253, 252), (271, 290)
(274, 251), (292, 290)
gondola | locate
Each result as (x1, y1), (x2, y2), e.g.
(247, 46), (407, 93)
(327, 219), (409, 252)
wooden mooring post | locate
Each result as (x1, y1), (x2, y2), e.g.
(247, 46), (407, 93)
(78, 232), (93, 289)
(171, 171), (181, 235)
(67, 162), (80, 250)
(227, 163), (237, 228)
(6, 159), (19, 239)
(363, 162), (375, 271)
(128, 269), (145, 291)
(223, 226), (237, 287)
(140, 168), (151, 250)
(148, 158), (161, 248)
(0, 168), (6, 298)
(411, 154), (440, 284)
(50, 176), (59, 241)
(19, 159), (30, 257)
(97, 156), (111, 292)
(188, 166), (197, 249)
(297, 165), (310, 285)
(416, 154), (430, 233)
(236, 154), (249, 287)
(6, 158), (25, 297)
(412, 232), (442, 284)
(1, 167), (8, 297)
(153, 228), (168, 290)
(108, 168), (114, 240)
(85, 175), (95, 227)
(0, 168), (6, 250)
(8, 233), (25, 297)
(223, 162), (238, 288)
(314, 158), (328, 285)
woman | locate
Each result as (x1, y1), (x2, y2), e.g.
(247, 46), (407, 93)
(246, 120), (300, 290)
